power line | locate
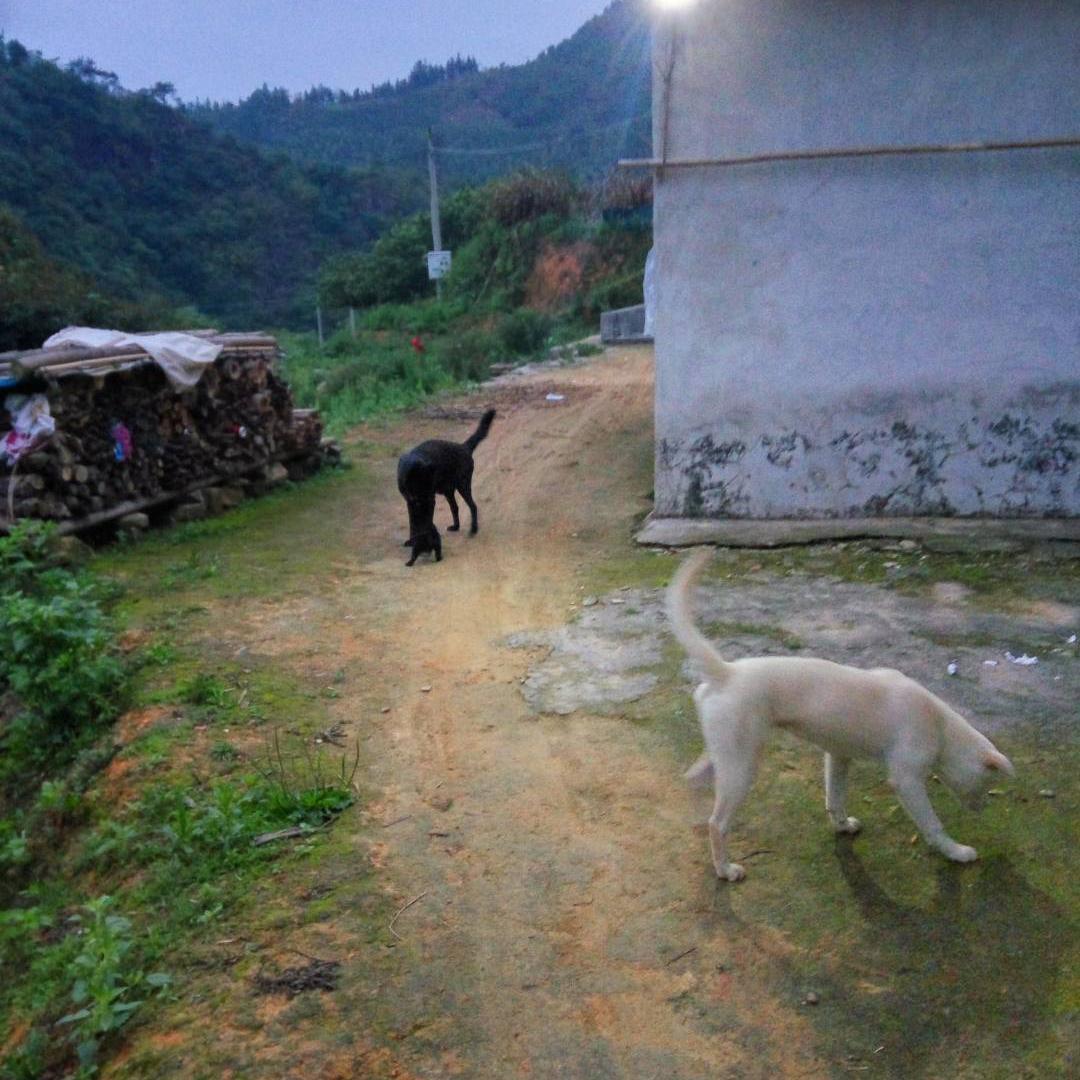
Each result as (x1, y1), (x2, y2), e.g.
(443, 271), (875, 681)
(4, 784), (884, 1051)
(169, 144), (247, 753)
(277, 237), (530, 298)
(432, 113), (649, 158)
(435, 141), (551, 157)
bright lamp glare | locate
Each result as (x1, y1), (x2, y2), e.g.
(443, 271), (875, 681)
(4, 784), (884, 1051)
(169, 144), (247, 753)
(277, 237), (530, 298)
(653, 0), (698, 10)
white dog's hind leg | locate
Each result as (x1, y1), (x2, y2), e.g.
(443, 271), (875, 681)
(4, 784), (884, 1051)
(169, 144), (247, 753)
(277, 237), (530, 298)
(704, 723), (764, 883)
(888, 769), (977, 862)
(824, 754), (862, 834)
(708, 776), (753, 882)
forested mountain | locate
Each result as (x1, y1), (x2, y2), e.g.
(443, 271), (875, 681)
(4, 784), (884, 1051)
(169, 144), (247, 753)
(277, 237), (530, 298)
(0, 39), (424, 336)
(186, 1), (651, 187)
(0, 2), (651, 345)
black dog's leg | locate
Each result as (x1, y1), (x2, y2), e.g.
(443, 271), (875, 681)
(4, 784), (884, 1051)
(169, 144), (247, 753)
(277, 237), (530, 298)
(462, 490), (478, 534)
(404, 496), (438, 567)
(444, 490), (461, 531)
(460, 477), (479, 534)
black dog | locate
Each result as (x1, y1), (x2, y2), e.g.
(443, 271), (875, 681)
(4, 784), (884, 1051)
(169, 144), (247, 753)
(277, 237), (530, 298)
(397, 408), (495, 566)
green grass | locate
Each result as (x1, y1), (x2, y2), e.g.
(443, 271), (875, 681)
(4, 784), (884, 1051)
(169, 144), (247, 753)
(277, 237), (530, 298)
(585, 540), (1080, 613)
(0, 479), (377, 1078)
(1, 680), (363, 1077)
(277, 319), (497, 438)
(725, 736), (1080, 1078)
(98, 466), (368, 609)
(276, 294), (603, 438)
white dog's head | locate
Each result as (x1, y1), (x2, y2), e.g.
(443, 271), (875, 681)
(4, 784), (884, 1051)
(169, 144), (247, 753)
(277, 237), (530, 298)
(939, 730), (1015, 808)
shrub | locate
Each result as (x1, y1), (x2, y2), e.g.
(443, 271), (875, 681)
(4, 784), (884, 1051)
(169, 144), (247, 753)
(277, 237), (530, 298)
(360, 299), (467, 334)
(488, 169), (579, 227)
(595, 170), (653, 214)
(0, 519), (61, 594)
(430, 328), (500, 381)
(584, 269), (646, 316)
(496, 309), (552, 357)
(0, 523), (125, 792)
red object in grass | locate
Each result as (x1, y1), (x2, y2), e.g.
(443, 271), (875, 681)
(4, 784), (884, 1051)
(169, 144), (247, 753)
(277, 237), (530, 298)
(410, 336), (425, 353)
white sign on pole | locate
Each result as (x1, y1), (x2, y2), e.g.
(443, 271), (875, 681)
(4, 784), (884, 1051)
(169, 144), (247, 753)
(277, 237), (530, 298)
(427, 250), (452, 280)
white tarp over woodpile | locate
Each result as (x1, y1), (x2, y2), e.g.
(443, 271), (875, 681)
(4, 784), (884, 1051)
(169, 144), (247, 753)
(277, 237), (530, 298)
(43, 327), (223, 390)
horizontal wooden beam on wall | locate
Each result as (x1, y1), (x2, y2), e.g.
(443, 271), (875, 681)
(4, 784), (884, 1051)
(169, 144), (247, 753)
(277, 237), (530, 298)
(619, 135), (1080, 171)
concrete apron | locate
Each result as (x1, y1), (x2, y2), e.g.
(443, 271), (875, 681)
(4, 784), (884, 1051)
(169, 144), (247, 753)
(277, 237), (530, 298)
(637, 514), (1080, 550)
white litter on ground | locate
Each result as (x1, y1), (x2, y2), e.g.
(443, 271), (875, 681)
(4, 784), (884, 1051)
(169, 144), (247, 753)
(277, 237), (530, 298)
(1004, 651), (1039, 666)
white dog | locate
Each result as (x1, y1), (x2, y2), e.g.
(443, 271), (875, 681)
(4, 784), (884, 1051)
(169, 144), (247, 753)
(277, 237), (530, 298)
(666, 548), (1014, 882)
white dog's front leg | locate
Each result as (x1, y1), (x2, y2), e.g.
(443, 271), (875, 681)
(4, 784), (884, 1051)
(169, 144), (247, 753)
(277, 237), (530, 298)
(824, 754), (862, 835)
(889, 772), (977, 862)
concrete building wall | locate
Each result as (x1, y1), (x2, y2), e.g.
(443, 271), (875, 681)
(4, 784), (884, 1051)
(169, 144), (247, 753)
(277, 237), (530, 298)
(652, 0), (1079, 518)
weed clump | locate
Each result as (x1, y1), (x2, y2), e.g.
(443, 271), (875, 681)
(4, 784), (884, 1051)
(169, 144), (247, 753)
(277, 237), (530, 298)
(0, 522), (125, 799)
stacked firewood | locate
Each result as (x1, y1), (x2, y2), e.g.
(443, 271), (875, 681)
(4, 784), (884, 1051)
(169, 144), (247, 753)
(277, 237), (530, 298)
(0, 335), (330, 531)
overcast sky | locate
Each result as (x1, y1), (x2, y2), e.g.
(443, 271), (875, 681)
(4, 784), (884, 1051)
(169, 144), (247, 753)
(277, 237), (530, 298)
(0, 0), (614, 102)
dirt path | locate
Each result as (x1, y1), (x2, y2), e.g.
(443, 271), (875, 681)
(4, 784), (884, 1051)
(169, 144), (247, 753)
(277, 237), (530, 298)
(294, 347), (822, 1079)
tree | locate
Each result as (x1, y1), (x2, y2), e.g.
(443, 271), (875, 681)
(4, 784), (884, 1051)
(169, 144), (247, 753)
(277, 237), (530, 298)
(66, 57), (120, 92)
(141, 81), (176, 104)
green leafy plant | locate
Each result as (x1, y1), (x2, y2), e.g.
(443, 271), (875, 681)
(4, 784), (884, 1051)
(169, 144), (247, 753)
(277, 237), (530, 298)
(141, 641), (177, 667)
(496, 309), (552, 357)
(36, 780), (83, 824)
(178, 672), (232, 711)
(0, 819), (30, 869)
(81, 819), (140, 869)
(56, 896), (170, 1073)
(0, 520), (57, 592)
(0, 526), (125, 792)
(254, 729), (359, 829)
(0, 1025), (49, 1079)
(210, 739), (240, 763)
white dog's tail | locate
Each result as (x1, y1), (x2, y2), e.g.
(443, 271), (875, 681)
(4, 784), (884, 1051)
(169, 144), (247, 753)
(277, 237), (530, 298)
(665, 547), (734, 686)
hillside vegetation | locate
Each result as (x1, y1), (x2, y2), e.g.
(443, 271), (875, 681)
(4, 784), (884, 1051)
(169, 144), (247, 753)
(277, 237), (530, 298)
(186, 1), (651, 186)
(0, 38), (421, 340)
(0, 206), (180, 353)
(281, 168), (652, 433)
(0, 2), (652, 411)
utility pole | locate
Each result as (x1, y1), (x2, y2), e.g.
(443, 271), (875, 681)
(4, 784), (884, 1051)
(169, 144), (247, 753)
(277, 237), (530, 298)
(427, 128), (443, 299)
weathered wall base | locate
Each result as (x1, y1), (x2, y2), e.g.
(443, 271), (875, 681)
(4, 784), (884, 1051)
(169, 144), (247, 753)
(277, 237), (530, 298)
(657, 385), (1079, 518)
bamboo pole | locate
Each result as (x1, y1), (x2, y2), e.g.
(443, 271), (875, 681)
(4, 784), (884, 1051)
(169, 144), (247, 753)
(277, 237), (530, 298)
(11, 344), (278, 381)
(619, 135), (1080, 172)
(9, 335), (279, 375)
(14, 352), (145, 378)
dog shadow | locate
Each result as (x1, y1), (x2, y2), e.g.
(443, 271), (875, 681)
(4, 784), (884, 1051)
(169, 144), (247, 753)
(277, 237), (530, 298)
(699, 841), (1070, 1075)
(827, 838), (1070, 1073)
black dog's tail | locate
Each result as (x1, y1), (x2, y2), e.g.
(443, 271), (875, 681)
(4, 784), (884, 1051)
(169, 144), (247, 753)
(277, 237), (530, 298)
(463, 408), (496, 452)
